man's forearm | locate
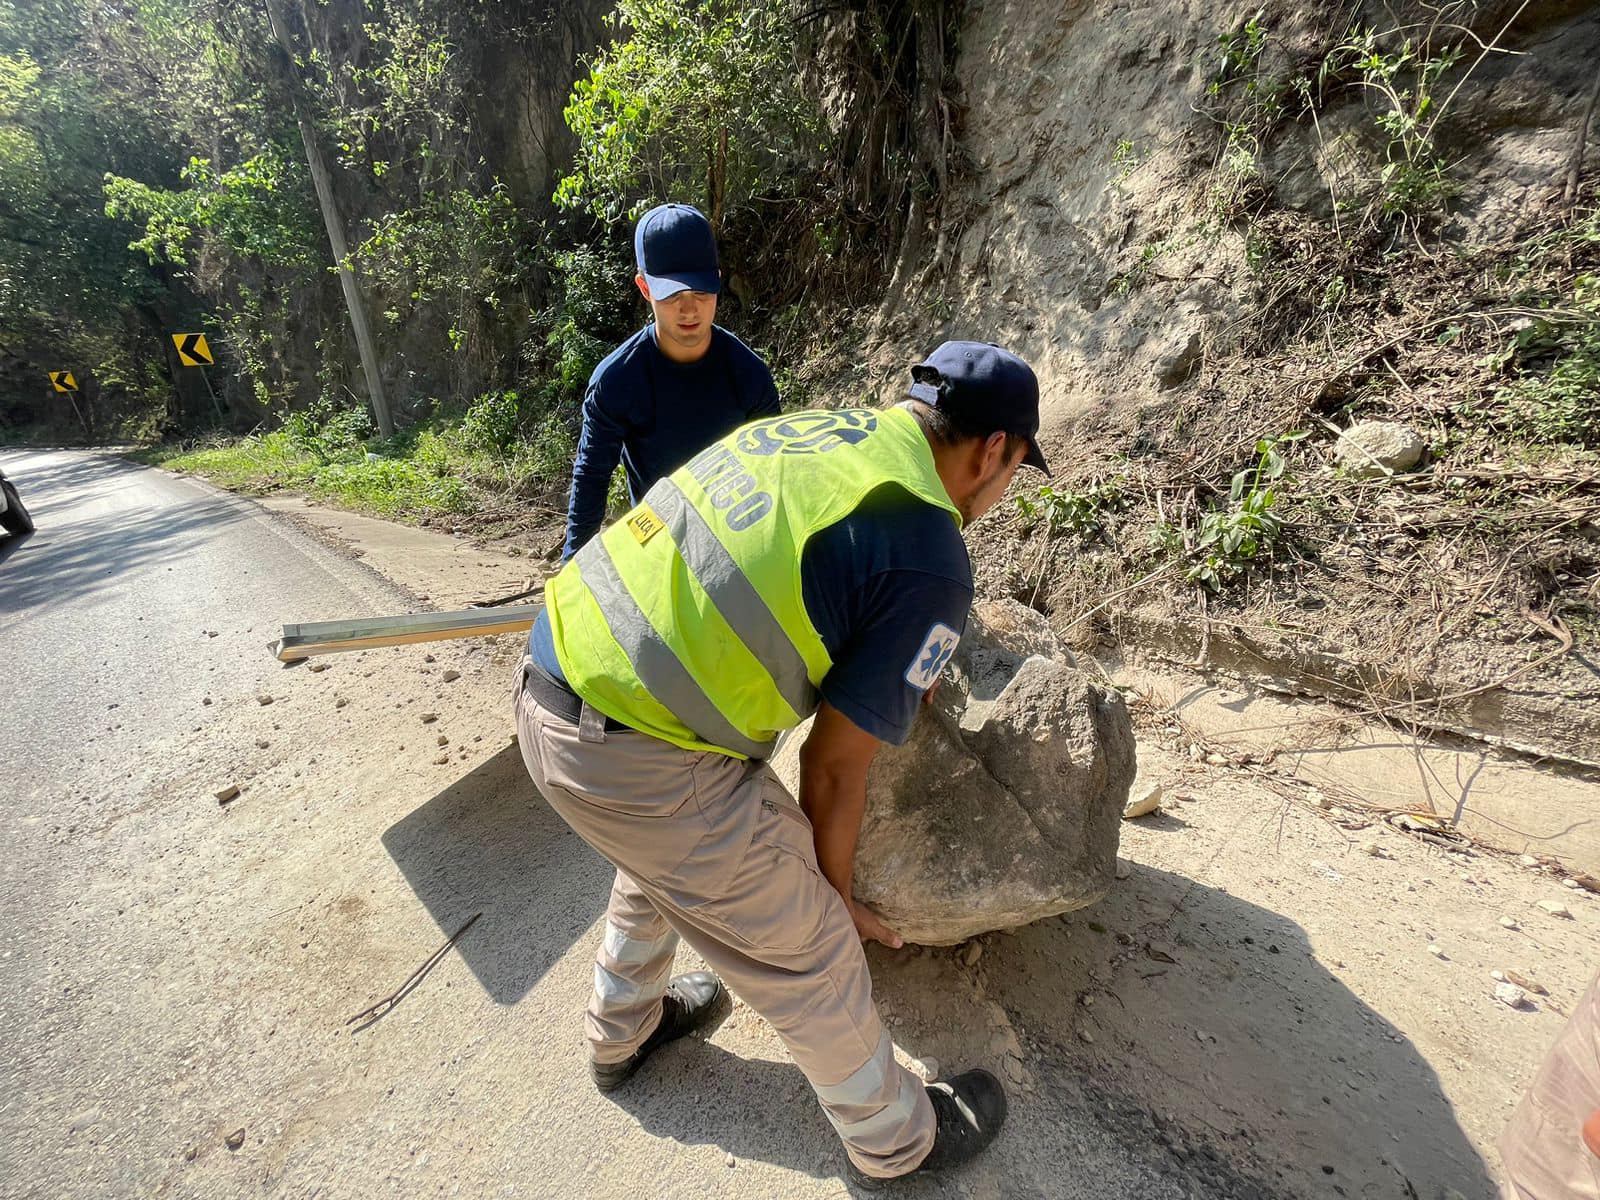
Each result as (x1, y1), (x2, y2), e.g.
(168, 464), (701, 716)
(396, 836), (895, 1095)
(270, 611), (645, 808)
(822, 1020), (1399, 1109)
(561, 454), (617, 561)
(799, 761), (869, 906)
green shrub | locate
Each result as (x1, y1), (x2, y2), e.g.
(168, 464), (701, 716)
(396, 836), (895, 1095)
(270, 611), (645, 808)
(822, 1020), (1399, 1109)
(513, 411), (579, 490)
(1186, 431), (1306, 590)
(282, 403), (375, 463)
(540, 245), (632, 406)
(459, 390), (524, 456)
(1498, 319), (1600, 448)
(1015, 480), (1126, 540)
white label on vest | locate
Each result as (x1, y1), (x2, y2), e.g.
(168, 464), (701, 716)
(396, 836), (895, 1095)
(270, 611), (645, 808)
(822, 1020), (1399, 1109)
(904, 622), (959, 692)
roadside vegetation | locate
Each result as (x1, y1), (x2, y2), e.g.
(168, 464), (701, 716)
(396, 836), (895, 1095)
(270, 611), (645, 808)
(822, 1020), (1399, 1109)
(1, 0), (958, 454)
(131, 383), (602, 528)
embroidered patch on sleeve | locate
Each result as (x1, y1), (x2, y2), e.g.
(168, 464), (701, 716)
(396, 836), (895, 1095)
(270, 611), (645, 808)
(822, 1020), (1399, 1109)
(904, 622), (960, 691)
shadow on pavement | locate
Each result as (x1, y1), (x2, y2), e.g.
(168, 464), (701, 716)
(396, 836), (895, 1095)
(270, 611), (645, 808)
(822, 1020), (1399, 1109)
(869, 863), (1491, 1198)
(609, 1043), (849, 1180)
(378, 739), (1488, 1194)
(0, 528), (33, 568)
(381, 743), (610, 1005)
(604, 864), (1490, 1197)
(0, 452), (252, 614)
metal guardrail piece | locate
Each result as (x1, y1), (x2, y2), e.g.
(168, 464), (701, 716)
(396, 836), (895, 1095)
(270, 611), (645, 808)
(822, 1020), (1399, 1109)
(273, 603), (544, 662)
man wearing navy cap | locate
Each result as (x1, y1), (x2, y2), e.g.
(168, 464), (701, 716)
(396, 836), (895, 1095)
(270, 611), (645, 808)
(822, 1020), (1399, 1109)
(560, 203), (779, 561)
(518, 340), (1047, 1185)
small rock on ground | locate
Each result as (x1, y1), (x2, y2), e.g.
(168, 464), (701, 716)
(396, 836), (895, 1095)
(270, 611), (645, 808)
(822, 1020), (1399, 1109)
(1335, 420), (1424, 478)
(224, 1128), (245, 1150)
(1493, 982), (1529, 1009)
(1537, 900), (1574, 919)
(214, 785), (240, 806)
(442, 669), (461, 682)
(1505, 970), (1549, 996)
(1123, 782), (1162, 820)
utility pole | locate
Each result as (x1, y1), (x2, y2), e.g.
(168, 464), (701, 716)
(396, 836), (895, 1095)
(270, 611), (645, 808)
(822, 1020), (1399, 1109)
(198, 366), (225, 426)
(261, 0), (394, 437)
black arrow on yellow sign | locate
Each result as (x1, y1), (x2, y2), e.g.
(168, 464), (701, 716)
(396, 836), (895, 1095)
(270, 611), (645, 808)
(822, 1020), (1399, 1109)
(172, 332), (214, 367)
(49, 371), (78, 392)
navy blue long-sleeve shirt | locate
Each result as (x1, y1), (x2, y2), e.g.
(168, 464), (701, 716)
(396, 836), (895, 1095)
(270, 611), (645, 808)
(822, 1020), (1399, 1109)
(561, 323), (779, 561)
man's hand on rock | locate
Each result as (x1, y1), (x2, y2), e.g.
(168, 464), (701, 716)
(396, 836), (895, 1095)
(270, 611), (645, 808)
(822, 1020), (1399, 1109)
(851, 900), (904, 949)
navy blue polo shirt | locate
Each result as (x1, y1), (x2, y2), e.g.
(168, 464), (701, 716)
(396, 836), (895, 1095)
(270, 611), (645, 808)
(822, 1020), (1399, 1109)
(561, 323), (779, 561)
(529, 482), (972, 746)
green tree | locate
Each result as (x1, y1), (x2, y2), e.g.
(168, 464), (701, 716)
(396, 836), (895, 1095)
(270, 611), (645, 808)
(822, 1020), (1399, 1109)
(555, 0), (818, 230)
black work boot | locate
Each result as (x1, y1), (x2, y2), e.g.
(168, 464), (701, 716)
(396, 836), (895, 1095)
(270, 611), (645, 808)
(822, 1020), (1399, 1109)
(590, 971), (728, 1092)
(844, 1068), (1007, 1189)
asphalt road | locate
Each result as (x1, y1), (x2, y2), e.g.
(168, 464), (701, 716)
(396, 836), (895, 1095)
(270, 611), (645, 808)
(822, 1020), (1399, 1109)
(0, 449), (409, 804)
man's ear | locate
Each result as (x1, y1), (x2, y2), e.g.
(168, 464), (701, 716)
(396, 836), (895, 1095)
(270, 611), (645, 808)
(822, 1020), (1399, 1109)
(983, 429), (1010, 472)
(634, 274), (652, 303)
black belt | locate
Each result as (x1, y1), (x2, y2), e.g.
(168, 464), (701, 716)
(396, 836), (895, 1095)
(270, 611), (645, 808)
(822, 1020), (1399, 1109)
(521, 661), (630, 733)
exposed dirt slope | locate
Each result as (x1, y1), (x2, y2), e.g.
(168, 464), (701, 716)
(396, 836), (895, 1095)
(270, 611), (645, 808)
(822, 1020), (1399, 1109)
(850, 0), (1600, 763)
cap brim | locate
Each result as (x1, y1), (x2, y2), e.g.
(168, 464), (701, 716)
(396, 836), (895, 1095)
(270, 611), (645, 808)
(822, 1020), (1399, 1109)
(910, 378), (1050, 474)
(1022, 439), (1050, 475)
(642, 270), (721, 299)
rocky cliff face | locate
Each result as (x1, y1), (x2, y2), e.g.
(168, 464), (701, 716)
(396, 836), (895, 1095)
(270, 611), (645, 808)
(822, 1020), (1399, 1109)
(882, 0), (1600, 440)
(214, 0), (614, 425)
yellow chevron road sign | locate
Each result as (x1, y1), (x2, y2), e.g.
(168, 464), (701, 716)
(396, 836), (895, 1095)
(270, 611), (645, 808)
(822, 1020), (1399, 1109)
(48, 371), (77, 392)
(172, 332), (214, 367)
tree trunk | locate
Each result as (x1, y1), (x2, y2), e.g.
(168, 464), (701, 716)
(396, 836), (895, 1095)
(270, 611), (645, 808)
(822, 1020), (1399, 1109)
(878, 0), (948, 322)
(708, 125), (728, 235)
(261, 0), (394, 437)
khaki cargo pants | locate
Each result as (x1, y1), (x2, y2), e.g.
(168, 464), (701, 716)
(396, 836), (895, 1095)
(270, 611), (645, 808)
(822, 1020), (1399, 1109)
(1500, 969), (1600, 1198)
(513, 663), (936, 1179)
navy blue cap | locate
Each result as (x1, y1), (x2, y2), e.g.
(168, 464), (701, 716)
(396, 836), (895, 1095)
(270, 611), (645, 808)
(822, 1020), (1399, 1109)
(634, 204), (721, 299)
(908, 341), (1049, 474)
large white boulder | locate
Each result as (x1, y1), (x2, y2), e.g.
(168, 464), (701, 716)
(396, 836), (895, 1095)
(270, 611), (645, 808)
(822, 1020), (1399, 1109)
(773, 600), (1134, 945)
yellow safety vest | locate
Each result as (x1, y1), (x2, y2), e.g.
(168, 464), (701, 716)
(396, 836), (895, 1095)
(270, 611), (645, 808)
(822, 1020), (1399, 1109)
(547, 406), (961, 758)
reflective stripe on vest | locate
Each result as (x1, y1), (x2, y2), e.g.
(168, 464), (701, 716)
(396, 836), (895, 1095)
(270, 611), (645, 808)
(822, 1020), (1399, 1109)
(572, 533), (777, 761)
(549, 406), (961, 758)
(647, 476), (816, 719)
